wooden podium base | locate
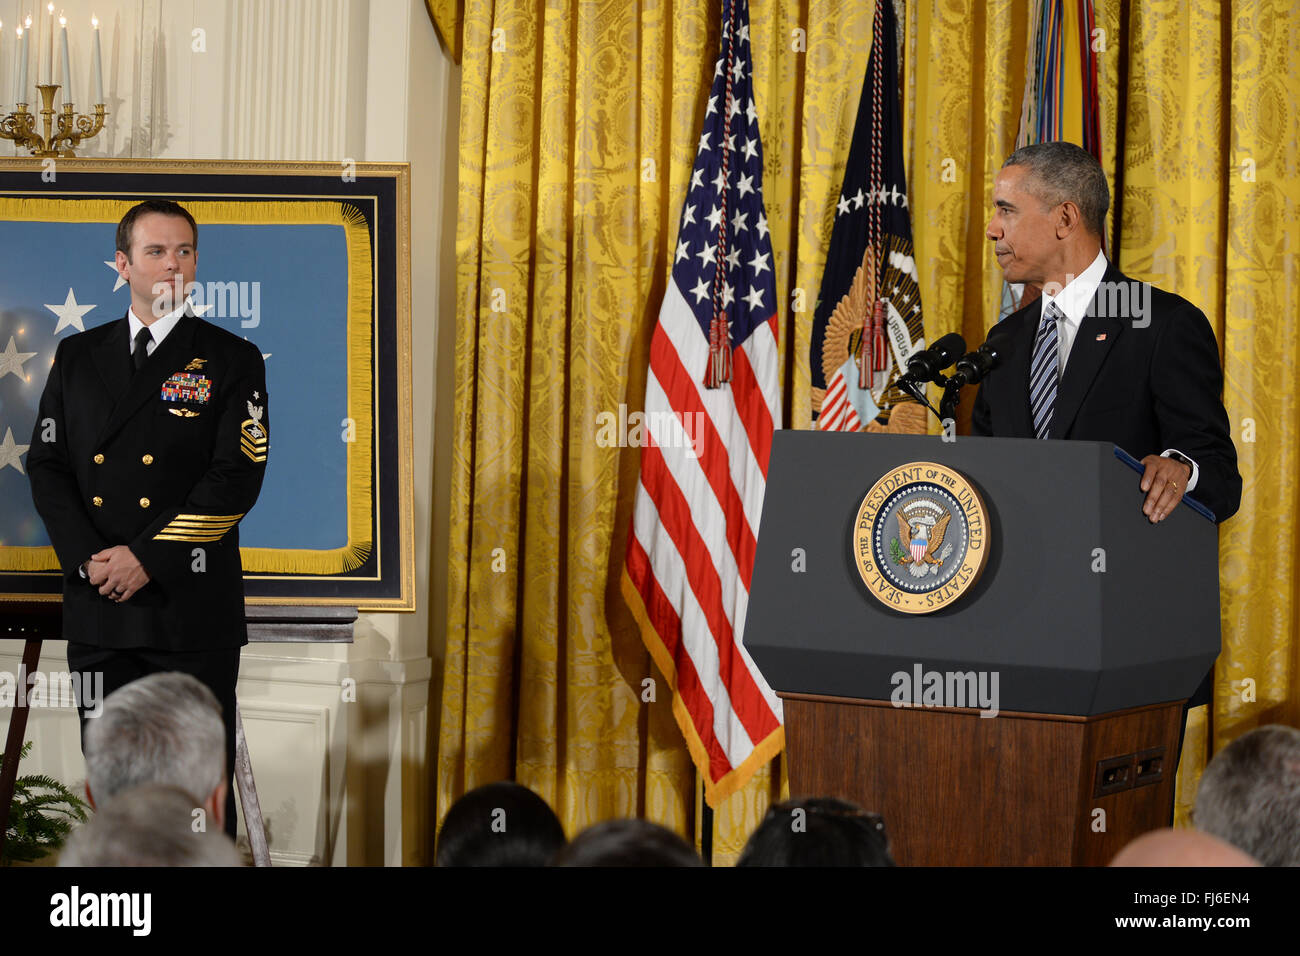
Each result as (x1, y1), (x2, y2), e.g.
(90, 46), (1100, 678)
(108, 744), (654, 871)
(781, 692), (1183, 866)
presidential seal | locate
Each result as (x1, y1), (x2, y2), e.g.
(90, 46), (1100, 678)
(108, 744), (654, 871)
(852, 461), (989, 614)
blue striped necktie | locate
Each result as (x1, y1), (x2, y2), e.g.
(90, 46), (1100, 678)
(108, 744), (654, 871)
(1029, 303), (1062, 439)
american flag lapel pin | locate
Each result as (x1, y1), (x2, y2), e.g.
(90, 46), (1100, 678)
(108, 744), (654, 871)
(1095, 332), (1108, 341)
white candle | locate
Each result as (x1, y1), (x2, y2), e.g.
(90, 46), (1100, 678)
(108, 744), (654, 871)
(92, 16), (102, 104)
(39, 6), (47, 85)
(17, 22), (29, 104)
(59, 15), (69, 100)
(45, 3), (54, 85)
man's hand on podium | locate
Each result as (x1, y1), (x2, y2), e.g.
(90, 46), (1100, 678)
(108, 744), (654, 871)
(1139, 455), (1193, 524)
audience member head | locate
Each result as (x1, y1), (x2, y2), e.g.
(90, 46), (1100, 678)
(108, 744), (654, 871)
(736, 796), (895, 867)
(554, 819), (703, 867)
(1194, 724), (1300, 866)
(84, 672), (227, 830)
(436, 781), (567, 866)
(59, 784), (242, 867)
(1109, 827), (1259, 867)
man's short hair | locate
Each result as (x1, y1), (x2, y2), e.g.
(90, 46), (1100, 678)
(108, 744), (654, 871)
(1003, 141), (1109, 238)
(115, 199), (198, 261)
(736, 796), (895, 866)
(58, 784), (242, 867)
(84, 672), (225, 807)
(1195, 724), (1300, 866)
(554, 819), (703, 867)
(435, 781), (567, 866)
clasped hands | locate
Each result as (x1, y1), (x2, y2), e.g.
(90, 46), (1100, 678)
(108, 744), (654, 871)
(1139, 455), (1193, 524)
(85, 545), (151, 602)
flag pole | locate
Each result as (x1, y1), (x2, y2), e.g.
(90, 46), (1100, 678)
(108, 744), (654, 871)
(699, 775), (714, 865)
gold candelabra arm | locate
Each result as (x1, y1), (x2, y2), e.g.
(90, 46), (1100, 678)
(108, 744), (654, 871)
(52, 104), (77, 153)
(0, 106), (39, 151)
(76, 105), (108, 140)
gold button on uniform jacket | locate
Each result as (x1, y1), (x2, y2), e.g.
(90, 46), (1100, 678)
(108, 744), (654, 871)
(27, 311), (269, 651)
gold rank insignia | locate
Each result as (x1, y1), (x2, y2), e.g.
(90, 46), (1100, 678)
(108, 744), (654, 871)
(185, 357), (207, 371)
(154, 512), (245, 542)
(240, 398), (268, 462)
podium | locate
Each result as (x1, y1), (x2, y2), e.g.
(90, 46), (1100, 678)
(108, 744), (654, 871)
(745, 432), (1220, 866)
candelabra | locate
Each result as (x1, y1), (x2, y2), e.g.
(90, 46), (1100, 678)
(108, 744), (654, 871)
(0, 84), (106, 157)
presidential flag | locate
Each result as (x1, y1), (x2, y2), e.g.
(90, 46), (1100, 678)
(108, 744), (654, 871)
(620, 0), (784, 807)
(810, 0), (925, 432)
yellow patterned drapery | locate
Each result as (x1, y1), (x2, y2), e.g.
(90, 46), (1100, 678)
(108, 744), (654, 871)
(1114, 0), (1300, 825)
(430, 0), (1300, 861)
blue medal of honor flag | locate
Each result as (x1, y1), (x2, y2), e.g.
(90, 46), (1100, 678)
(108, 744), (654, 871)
(0, 220), (350, 553)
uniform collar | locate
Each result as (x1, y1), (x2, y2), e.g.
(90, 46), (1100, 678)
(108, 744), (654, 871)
(128, 301), (188, 348)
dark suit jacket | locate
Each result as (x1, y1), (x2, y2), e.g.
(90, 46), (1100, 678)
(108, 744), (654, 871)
(972, 263), (1241, 522)
(27, 311), (269, 650)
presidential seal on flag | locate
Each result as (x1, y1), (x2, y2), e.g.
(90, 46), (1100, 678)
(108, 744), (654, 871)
(852, 461), (990, 614)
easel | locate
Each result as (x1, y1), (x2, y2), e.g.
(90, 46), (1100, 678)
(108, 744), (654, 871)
(0, 603), (355, 866)
(0, 606), (45, 863)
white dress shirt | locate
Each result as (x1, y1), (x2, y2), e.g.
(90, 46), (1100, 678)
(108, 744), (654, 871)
(127, 302), (186, 358)
(1037, 250), (1199, 492)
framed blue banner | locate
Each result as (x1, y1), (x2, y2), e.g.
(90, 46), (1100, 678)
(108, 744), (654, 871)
(0, 160), (413, 609)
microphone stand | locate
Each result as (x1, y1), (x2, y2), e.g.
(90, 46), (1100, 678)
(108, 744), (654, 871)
(896, 376), (943, 421)
(899, 373), (961, 426)
(938, 375), (964, 425)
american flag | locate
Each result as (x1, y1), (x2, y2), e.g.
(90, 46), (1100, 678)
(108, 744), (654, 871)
(620, 0), (784, 807)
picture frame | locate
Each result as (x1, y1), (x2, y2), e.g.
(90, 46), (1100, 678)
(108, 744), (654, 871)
(0, 159), (414, 610)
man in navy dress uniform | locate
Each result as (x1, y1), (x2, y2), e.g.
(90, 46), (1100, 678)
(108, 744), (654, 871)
(28, 200), (269, 838)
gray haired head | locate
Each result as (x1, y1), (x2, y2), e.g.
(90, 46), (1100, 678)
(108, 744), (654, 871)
(84, 672), (225, 807)
(1003, 141), (1110, 238)
(1194, 724), (1300, 866)
(58, 783), (242, 867)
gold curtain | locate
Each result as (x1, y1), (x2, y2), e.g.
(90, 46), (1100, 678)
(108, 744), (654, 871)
(1115, 0), (1300, 822)
(430, 0), (1300, 862)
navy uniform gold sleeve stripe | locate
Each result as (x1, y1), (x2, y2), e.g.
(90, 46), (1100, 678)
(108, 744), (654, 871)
(154, 512), (245, 541)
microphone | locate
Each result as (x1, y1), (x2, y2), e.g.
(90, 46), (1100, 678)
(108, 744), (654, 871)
(950, 342), (1001, 388)
(897, 332), (965, 403)
(904, 332), (966, 383)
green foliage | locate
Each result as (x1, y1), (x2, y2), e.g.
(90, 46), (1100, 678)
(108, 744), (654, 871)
(1, 741), (90, 866)
(890, 536), (906, 565)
